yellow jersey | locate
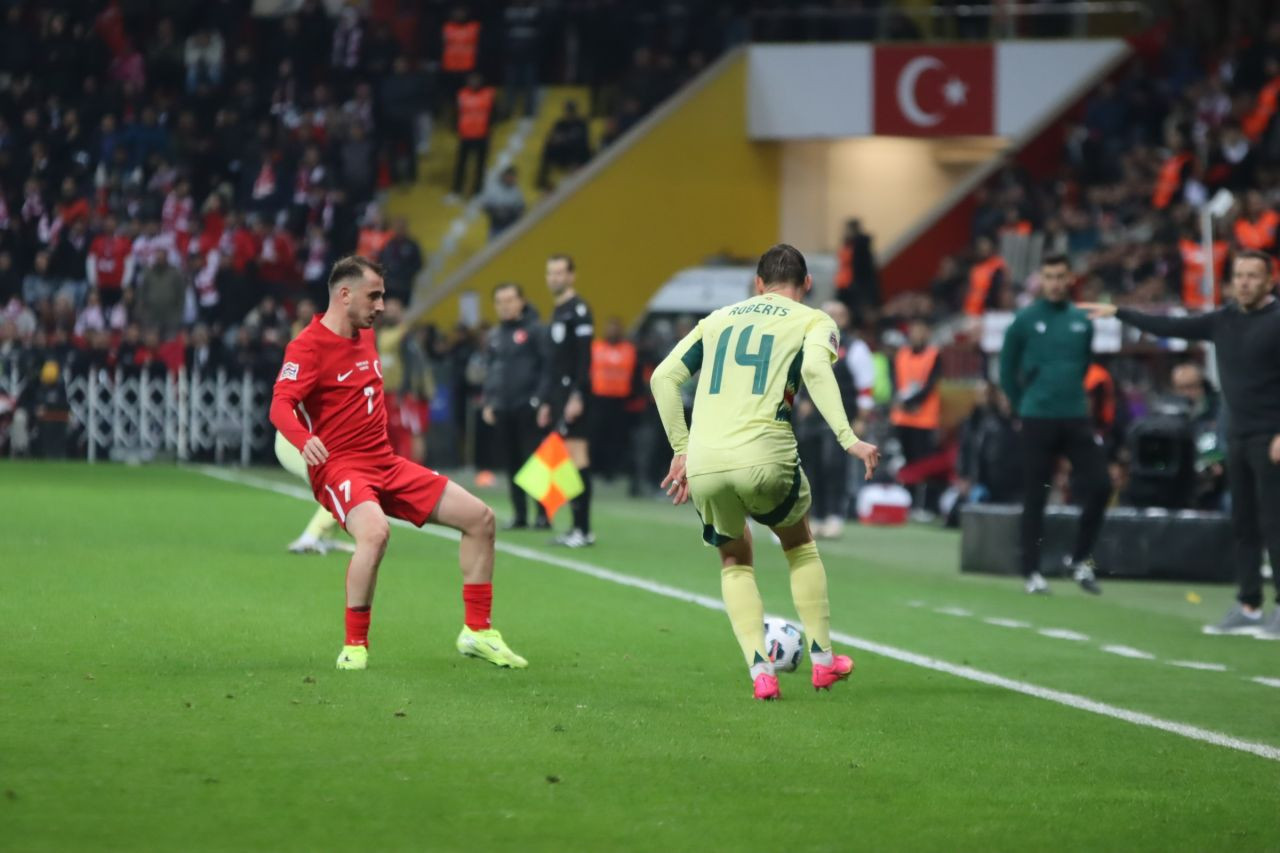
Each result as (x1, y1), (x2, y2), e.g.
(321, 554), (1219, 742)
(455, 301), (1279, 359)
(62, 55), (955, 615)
(650, 292), (857, 476)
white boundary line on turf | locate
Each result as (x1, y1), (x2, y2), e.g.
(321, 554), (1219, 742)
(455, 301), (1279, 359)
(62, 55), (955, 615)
(198, 467), (1280, 765)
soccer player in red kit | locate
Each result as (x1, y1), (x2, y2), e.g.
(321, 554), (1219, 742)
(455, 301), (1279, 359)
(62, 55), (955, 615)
(270, 255), (527, 670)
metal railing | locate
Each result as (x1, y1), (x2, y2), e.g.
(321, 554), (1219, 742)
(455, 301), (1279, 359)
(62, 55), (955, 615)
(2, 363), (273, 464)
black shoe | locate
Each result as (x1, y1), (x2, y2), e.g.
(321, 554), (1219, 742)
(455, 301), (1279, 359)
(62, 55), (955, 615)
(502, 519), (529, 532)
(533, 518), (552, 530)
(1065, 558), (1102, 595)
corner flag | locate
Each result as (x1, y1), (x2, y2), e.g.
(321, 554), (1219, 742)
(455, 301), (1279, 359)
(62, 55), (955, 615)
(513, 433), (585, 519)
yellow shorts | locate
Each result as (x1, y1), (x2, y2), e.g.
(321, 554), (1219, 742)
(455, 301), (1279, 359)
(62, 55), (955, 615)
(687, 460), (811, 546)
(275, 432), (309, 482)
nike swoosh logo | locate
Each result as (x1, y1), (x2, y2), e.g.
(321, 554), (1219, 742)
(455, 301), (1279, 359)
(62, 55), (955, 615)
(337, 370), (354, 381)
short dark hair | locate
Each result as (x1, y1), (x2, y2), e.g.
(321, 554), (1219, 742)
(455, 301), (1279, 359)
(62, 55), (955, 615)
(548, 253), (575, 272)
(1041, 253), (1070, 269)
(493, 281), (524, 298)
(756, 243), (807, 288)
(328, 255), (383, 290)
(1235, 249), (1272, 272)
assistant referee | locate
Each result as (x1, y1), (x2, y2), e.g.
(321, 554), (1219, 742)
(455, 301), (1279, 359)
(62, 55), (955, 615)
(1083, 249), (1280, 638)
(999, 254), (1109, 595)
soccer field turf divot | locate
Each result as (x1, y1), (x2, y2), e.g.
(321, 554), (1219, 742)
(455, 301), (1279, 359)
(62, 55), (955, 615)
(199, 466), (1280, 764)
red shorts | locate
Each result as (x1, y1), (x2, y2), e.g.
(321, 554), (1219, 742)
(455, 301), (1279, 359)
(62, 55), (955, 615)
(311, 453), (449, 529)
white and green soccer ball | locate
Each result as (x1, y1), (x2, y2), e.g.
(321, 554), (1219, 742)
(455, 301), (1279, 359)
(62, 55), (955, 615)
(764, 619), (804, 672)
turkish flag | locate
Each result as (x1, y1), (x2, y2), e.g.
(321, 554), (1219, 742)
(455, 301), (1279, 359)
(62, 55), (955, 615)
(874, 45), (994, 137)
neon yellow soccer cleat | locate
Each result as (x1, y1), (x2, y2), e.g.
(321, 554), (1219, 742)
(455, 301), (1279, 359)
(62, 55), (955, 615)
(456, 627), (528, 669)
(336, 644), (369, 670)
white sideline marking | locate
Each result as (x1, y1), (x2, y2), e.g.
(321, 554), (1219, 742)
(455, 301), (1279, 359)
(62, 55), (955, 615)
(1038, 628), (1090, 642)
(983, 617), (1031, 629)
(1101, 645), (1156, 661)
(1252, 677), (1280, 689)
(199, 467), (1280, 764)
(1169, 661), (1228, 672)
(934, 606), (972, 617)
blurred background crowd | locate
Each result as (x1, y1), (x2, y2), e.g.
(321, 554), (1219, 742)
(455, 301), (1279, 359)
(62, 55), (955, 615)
(0, 0), (1272, 527)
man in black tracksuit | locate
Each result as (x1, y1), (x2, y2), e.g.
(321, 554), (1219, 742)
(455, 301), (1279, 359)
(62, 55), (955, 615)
(1000, 254), (1109, 595)
(1084, 250), (1280, 638)
(482, 283), (551, 530)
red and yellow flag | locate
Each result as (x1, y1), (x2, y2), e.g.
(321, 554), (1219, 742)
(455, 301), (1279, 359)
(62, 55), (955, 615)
(513, 433), (585, 519)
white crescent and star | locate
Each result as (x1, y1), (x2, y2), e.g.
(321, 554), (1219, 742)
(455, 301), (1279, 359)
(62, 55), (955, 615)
(897, 56), (969, 127)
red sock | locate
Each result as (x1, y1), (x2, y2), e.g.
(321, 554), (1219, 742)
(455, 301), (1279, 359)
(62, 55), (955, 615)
(345, 606), (371, 646)
(462, 583), (492, 631)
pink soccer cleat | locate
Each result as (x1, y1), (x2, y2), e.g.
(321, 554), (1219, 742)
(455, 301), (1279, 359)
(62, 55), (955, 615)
(753, 672), (781, 701)
(812, 654), (855, 691)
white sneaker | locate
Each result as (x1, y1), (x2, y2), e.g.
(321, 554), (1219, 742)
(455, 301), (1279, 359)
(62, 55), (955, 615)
(1024, 572), (1051, 595)
(824, 516), (845, 539)
(288, 534), (327, 555)
(318, 538), (355, 554)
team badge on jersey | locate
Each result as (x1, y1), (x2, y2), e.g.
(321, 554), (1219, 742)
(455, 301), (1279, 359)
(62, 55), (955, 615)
(279, 361), (299, 381)
(514, 329), (528, 345)
(829, 331), (839, 351)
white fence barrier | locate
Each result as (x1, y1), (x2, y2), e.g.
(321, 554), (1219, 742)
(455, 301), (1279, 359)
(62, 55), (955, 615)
(2, 363), (272, 464)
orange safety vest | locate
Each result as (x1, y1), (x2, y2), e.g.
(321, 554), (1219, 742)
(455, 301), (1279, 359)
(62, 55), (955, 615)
(1084, 364), (1115, 429)
(442, 21), (480, 73)
(890, 346), (940, 430)
(1179, 238), (1227, 310)
(834, 243), (853, 290)
(457, 86), (495, 140)
(1234, 209), (1280, 251)
(356, 227), (391, 261)
(1152, 152), (1191, 210)
(590, 339), (637, 398)
(963, 256), (1006, 316)
(1244, 75), (1280, 141)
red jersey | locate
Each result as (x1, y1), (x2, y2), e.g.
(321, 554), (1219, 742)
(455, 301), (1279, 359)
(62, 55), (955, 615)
(89, 234), (133, 289)
(270, 318), (391, 460)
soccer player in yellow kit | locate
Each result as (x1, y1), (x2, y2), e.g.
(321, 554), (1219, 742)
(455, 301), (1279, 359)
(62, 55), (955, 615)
(650, 244), (881, 700)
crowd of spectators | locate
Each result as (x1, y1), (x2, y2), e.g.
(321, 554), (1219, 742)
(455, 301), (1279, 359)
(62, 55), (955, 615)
(0, 0), (761, 459)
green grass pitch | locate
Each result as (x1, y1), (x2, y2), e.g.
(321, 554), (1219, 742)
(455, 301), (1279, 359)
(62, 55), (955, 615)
(3, 461), (1279, 852)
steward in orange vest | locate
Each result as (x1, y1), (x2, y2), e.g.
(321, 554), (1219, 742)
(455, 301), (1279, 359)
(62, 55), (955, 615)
(1152, 149), (1193, 210)
(1178, 235), (1227, 310)
(591, 338), (637, 399)
(442, 16), (480, 74)
(1084, 362), (1115, 433)
(1243, 60), (1280, 141)
(589, 318), (639, 481)
(452, 74), (495, 197)
(891, 323), (941, 433)
(457, 83), (495, 140)
(963, 237), (1007, 316)
(1234, 192), (1279, 252)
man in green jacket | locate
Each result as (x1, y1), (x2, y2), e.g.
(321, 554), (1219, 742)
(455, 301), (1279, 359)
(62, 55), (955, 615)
(999, 254), (1108, 595)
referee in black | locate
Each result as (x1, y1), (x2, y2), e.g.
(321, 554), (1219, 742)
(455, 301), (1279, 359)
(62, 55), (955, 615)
(536, 253), (596, 547)
(482, 282), (551, 530)
(1000, 254), (1110, 595)
(1083, 249), (1280, 638)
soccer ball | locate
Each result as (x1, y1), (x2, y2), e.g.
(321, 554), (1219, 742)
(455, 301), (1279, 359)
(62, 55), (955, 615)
(764, 619), (804, 672)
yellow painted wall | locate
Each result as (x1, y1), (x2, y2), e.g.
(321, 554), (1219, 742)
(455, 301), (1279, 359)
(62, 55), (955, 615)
(421, 52), (779, 328)
(778, 136), (1004, 253)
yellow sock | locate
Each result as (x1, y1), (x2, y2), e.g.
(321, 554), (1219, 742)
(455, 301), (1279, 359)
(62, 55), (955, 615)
(304, 506), (337, 540)
(784, 542), (832, 661)
(720, 564), (769, 669)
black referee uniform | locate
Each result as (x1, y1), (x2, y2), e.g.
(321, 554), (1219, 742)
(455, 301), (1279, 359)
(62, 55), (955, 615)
(539, 293), (595, 537)
(1115, 302), (1280, 611)
(483, 305), (551, 529)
